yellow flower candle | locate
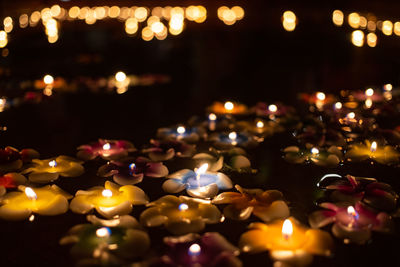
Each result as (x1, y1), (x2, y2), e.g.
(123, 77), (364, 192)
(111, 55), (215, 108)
(0, 185), (72, 220)
(70, 181), (149, 219)
(23, 155), (84, 183)
(239, 217), (333, 266)
(345, 140), (400, 165)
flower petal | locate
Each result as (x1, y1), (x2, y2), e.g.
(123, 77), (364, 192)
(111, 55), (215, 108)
(162, 179), (186, 193)
(145, 162), (169, 178)
(165, 218), (206, 235)
(113, 173), (143, 185)
(29, 172), (60, 183)
(252, 200), (290, 222)
(223, 205), (253, 220)
(140, 207), (168, 227)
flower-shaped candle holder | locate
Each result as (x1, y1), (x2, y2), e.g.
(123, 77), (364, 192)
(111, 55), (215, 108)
(163, 163), (233, 199)
(345, 140), (400, 165)
(239, 217), (333, 267)
(143, 139), (196, 162)
(97, 157), (168, 185)
(317, 174), (398, 212)
(22, 156), (84, 183)
(157, 125), (206, 143)
(283, 145), (343, 167)
(60, 215), (150, 265)
(140, 195), (223, 235)
(77, 139), (136, 161)
(0, 184), (72, 220)
(309, 202), (392, 244)
(70, 181), (149, 218)
(0, 172), (27, 196)
(212, 185), (289, 222)
(0, 146), (39, 173)
(152, 232), (241, 267)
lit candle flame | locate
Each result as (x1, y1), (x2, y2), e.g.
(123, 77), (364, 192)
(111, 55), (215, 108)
(103, 143), (111, 150)
(384, 84), (393, 91)
(316, 92), (326, 101)
(365, 98), (373, 108)
(102, 189), (113, 198)
(48, 160), (57, 168)
(365, 88), (374, 97)
(96, 227), (111, 238)
(228, 132), (237, 141)
(177, 126), (186, 134)
(224, 101), (234, 111)
(196, 163), (209, 176)
(335, 102), (342, 110)
(347, 206), (359, 220)
(256, 121), (264, 128)
(179, 203), (189, 211)
(129, 163), (136, 170)
(282, 219), (293, 240)
(370, 141), (377, 152)
(188, 243), (201, 256)
(311, 147), (319, 155)
(268, 104), (278, 113)
(43, 74), (54, 85)
(115, 71), (126, 82)
(347, 112), (355, 120)
(208, 113), (217, 121)
(25, 187), (37, 200)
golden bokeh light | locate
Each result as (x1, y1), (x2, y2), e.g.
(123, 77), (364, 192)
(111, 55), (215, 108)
(367, 32), (377, 47)
(142, 26), (154, 41)
(394, 22), (400, 36)
(68, 6), (80, 19)
(108, 6), (121, 18)
(332, 10), (344, 26)
(135, 7), (148, 22)
(382, 20), (393, 36)
(282, 11), (297, 31)
(351, 30), (364, 47)
(348, 12), (360, 28)
(0, 31), (8, 48)
(125, 18), (138, 35)
(19, 14), (29, 28)
(232, 6), (244, 20)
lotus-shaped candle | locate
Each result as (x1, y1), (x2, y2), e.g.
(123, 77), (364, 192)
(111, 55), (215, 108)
(70, 181), (149, 218)
(60, 215), (150, 265)
(140, 195), (223, 235)
(143, 139), (196, 162)
(162, 163), (233, 199)
(299, 92), (336, 111)
(351, 88), (384, 102)
(207, 101), (248, 116)
(283, 145), (342, 167)
(77, 139), (136, 161)
(345, 140), (400, 165)
(317, 174), (398, 212)
(209, 131), (259, 149)
(309, 202), (392, 244)
(152, 232), (241, 267)
(22, 156), (84, 183)
(0, 146), (39, 173)
(0, 173), (27, 196)
(157, 125), (206, 143)
(239, 218), (334, 266)
(0, 184), (72, 220)
(97, 157), (168, 185)
(212, 185), (289, 222)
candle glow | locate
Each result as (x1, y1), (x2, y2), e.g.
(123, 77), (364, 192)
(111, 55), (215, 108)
(188, 243), (201, 256)
(179, 203), (189, 211)
(282, 219), (293, 240)
(115, 71), (126, 82)
(48, 160), (57, 168)
(365, 88), (374, 97)
(208, 113), (217, 121)
(268, 104), (278, 113)
(103, 143), (111, 150)
(228, 132), (237, 141)
(177, 126), (186, 134)
(25, 187), (37, 200)
(335, 102), (342, 110)
(96, 227), (111, 238)
(224, 101), (234, 111)
(43, 75), (54, 85)
(256, 121), (264, 128)
(316, 92), (326, 101)
(370, 141), (377, 152)
(102, 189), (113, 198)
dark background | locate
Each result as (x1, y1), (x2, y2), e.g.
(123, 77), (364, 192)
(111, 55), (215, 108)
(0, 1), (400, 267)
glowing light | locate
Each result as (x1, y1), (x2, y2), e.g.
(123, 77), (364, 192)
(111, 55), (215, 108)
(188, 243), (201, 256)
(109, 6), (121, 18)
(151, 21), (165, 34)
(196, 163), (209, 176)
(50, 5), (61, 17)
(384, 84), (393, 91)
(3, 17), (13, 33)
(382, 20), (393, 36)
(135, 7), (148, 22)
(177, 126), (186, 134)
(96, 227), (111, 237)
(103, 143), (111, 150)
(43, 75), (54, 85)
(332, 10), (344, 26)
(311, 147), (319, 155)
(367, 32), (377, 47)
(394, 22), (400, 36)
(48, 160), (57, 168)
(282, 219), (293, 240)
(30, 11), (41, 26)
(25, 187), (37, 200)
(224, 101), (234, 111)
(232, 6), (244, 20)
(347, 206), (359, 220)
(208, 113), (217, 121)
(129, 163), (136, 171)
(125, 18), (138, 35)
(347, 112), (356, 119)
(0, 31), (8, 48)
(282, 11), (296, 31)
(257, 121), (264, 128)
(335, 102), (342, 109)
(268, 104), (278, 113)
(316, 92), (326, 101)
(365, 88), (374, 97)
(367, 21), (376, 32)
(69, 6), (80, 18)
(370, 141), (377, 152)
(102, 189), (113, 198)
(179, 203), (189, 211)
(348, 12), (360, 28)
(351, 30), (364, 47)
(142, 26), (154, 41)
(29, 215), (35, 222)
(365, 98), (373, 108)
(115, 71), (126, 82)
(229, 132), (237, 141)
(19, 14), (29, 28)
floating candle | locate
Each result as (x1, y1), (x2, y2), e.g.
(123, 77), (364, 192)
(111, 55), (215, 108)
(0, 146), (39, 173)
(209, 131), (259, 149)
(239, 217), (333, 266)
(140, 195), (222, 235)
(142, 139), (196, 161)
(162, 163), (233, 199)
(154, 232), (241, 267)
(0, 172), (27, 196)
(77, 139), (136, 161)
(0, 184), (71, 220)
(97, 156), (169, 185)
(207, 101), (248, 115)
(70, 181), (149, 218)
(309, 202), (392, 244)
(345, 140), (400, 165)
(283, 145), (342, 167)
(157, 125), (206, 143)
(212, 185), (289, 222)
(22, 156), (84, 183)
